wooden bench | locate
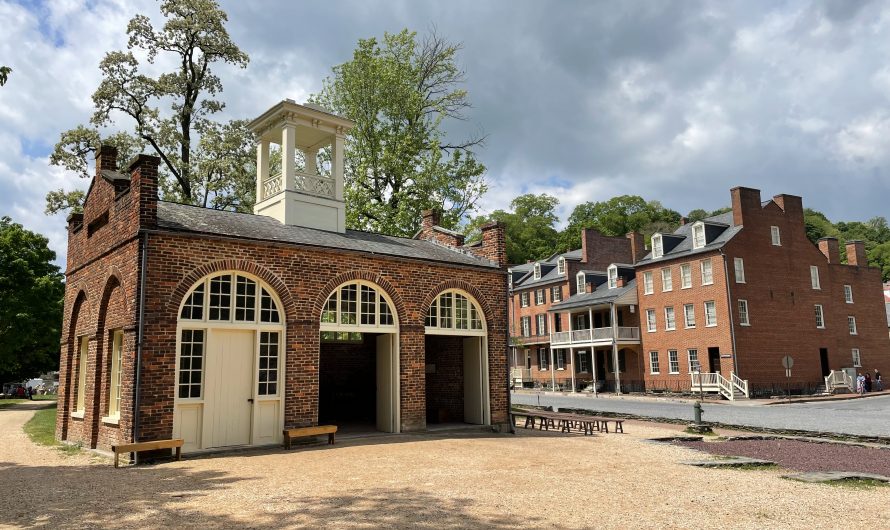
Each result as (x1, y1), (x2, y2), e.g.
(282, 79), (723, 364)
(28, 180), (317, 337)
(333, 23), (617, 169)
(513, 409), (625, 435)
(111, 439), (183, 468)
(283, 425), (337, 450)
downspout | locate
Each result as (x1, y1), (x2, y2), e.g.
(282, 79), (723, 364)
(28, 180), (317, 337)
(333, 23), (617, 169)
(610, 301), (621, 395)
(719, 249), (740, 376)
(505, 274), (515, 434)
(132, 232), (148, 443)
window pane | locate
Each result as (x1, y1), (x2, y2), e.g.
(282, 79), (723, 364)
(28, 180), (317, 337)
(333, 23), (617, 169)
(340, 284), (357, 325)
(235, 276), (257, 322)
(258, 331), (279, 396)
(260, 288), (281, 323)
(178, 329), (204, 399)
(181, 283), (205, 320)
(360, 285), (377, 325)
(426, 299), (438, 327)
(209, 275), (232, 321)
(322, 292), (337, 323)
(440, 293), (453, 328)
(380, 297), (394, 326)
(455, 294), (469, 329)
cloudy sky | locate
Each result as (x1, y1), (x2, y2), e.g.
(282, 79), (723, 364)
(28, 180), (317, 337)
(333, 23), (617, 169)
(3, 0), (890, 266)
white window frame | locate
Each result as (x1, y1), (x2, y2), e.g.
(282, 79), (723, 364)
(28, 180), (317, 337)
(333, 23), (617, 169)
(810, 265), (820, 290)
(608, 265), (618, 289)
(664, 306), (676, 331)
(704, 301), (717, 327)
(521, 316), (531, 337)
(577, 351), (589, 373)
(551, 285), (562, 302)
(734, 258), (745, 284)
(652, 234), (663, 258)
(668, 350), (680, 374)
(661, 267), (672, 292)
(576, 272), (586, 294)
(680, 264), (692, 289)
(848, 315), (857, 335)
(520, 292), (529, 307)
(649, 351), (660, 374)
(692, 222), (706, 249)
(738, 299), (750, 326)
(539, 348), (549, 371)
(700, 259), (713, 285)
(556, 349), (566, 370)
(852, 348), (861, 368)
(533, 262), (541, 280)
(535, 289), (544, 305)
(687, 349), (700, 373)
(814, 304), (824, 329)
(536, 314), (547, 336)
(646, 309), (657, 332)
(643, 271), (654, 295)
(844, 284), (853, 304)
(104, 329), (124, 422)
(684, 304), (696, 328)
(771, 226), (781, 246)
(557, 257), (566, 275)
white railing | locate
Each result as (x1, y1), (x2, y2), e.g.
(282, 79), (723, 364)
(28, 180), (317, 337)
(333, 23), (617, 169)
(592, 327), (611, 340)
(551, 331), (571, 345)
(617, 327), (640, 340)
(511, 368), (531, 382)
(572, 329), (592, 342)
(824, 370), (854, 393)
(731, 372), (749, 398)
(549, 326), (641, 346)
(690, 372), (720, 388)
(262, 174), (283, 199)
(261, 170), (336, 201)
(691, 372), (749, 401)
(717, 375), (734, 401)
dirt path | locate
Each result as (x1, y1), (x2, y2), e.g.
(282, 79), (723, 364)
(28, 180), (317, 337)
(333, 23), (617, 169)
(1, 407), (889, 529)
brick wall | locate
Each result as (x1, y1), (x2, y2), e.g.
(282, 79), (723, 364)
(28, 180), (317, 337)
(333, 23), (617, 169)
(425, 335), (464, 423)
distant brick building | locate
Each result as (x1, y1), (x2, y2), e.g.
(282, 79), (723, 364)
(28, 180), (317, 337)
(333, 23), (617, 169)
(58, 101), (509, 454)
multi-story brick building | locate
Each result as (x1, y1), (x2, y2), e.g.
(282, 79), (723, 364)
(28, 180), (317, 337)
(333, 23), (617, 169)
(635, 187), (890, 396)
(57, 100), (509, 454)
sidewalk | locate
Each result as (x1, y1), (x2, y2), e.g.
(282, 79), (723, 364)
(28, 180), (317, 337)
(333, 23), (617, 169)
(512, 388), (890, 406)
(762, 389), (890, 405)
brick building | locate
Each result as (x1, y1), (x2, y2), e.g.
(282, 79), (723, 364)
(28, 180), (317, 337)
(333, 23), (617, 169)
(635, 187), (890, 396)
(57, 100), (509, 454)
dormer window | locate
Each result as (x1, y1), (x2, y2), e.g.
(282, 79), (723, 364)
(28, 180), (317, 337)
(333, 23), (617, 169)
(607, 265), (618, 289)
(692, 222), (706, 249)
(652, 234), (664, 259)
(533, 262), (541, 280)
(557, 257), (566, 275)
(576, 272), (586, 294)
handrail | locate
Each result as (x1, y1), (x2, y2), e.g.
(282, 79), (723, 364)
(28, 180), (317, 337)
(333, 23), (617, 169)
(716, 373), (734, 401)
(731, 372), (749, 398)
(825, 370), (854, 393)
(551, 331), (571, 345)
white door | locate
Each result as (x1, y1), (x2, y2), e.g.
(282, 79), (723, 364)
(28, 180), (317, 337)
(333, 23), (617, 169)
(463, 337), (484, 424)
(376, 334), (394, 433)
(206, 329), (254, 448)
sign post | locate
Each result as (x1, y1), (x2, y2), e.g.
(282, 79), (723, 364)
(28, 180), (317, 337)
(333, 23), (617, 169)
(782, 356), (794, 398)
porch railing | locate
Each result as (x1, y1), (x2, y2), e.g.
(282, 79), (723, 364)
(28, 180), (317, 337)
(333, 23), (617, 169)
(550, 326), (641, 346)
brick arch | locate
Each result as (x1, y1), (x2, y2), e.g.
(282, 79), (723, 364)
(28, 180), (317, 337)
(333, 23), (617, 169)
(314, 271), (408, 325)
(61, 288), (90, 441)
(94, 268), (128, 334)
(67, 285), (92, 337)
(420, 279), (495, 328)
(166, 260), (296, 322)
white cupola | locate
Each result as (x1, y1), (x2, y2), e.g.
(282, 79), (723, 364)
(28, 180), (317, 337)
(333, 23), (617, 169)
(248, 99), (354, 232)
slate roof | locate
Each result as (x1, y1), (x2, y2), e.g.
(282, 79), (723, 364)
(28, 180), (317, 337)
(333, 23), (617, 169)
(511, 249), (585, 290)
(636, 211), (742, 265)
(155, 202), (497, 268)
(549, 280), (638, 311)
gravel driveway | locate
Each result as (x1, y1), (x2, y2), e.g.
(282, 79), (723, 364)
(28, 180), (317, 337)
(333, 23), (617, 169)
(2, 403), (889, 529)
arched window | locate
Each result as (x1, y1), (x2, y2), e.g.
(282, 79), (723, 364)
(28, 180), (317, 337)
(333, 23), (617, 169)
(180, 272), (282, 324)
(320, 281), (398, 336)
(426, 289), (486, 335)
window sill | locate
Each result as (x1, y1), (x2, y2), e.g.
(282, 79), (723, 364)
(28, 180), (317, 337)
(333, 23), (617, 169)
(669, 372), (680, 375)
(650, 372), (660, 375)
(556, 368), (565, 371)
(101, 415), (120, 426)
(662, 290), (672, 293)
(850, 333), (858, 336)
(740, 323), (750, 327)
(816, 327), (825, 330)
(685, 325), (696, 329)
(706, 324), (717, 328)
(71, 411), (85, 420)
(665, 328), (676, 332)
(681, 286), (692, 290)
(647, 329), (656, 333)
(702, 282), (714, 286)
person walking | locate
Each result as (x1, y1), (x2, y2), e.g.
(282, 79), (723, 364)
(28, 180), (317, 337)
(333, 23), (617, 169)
(856, 373), (866, 396)
(875, 369), (884, 392)
(864, 373), (872, 393)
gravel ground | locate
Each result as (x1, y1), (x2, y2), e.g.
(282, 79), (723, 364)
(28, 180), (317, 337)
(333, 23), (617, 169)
(676, 438), (890, 476)
(2, 404), (890, 529)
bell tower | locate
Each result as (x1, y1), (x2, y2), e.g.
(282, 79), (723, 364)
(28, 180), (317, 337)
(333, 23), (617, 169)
(248, 99), (354, 232)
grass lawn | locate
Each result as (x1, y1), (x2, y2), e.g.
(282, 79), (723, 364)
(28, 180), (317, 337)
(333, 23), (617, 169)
(21, 402), (80, 455)
(0, 394), (57, 409)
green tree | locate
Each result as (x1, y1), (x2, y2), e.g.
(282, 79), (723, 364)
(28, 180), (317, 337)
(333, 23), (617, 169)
(0, 66), (10, 86)
(0, 217), (65, 381)
(869, 242), (890, 281)
(558, 195), (681, 250)
(466, 194), (559, 264)
(803, 208), (839, 243)
(312, 29), (487, 236)
(686, 209), (710, 222)
(48, 0), (251, 214)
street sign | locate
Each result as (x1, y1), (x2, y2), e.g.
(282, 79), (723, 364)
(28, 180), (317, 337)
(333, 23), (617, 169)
(782, 355), (794, 369)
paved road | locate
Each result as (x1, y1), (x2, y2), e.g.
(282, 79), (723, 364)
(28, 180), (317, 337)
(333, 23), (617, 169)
(511, 392), (890, 437)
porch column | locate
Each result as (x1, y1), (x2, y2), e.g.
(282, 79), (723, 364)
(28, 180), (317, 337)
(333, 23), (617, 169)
(590, 345), (598, 398)
(611, 302), (622, 395)
(550, 347), (556, 391)
(256, 139), (269, 202)
(569, 347), (576, 393)
(281, 123), (297, 191)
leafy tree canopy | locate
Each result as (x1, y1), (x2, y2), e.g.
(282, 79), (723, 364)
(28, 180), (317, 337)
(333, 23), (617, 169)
(47, 0), (253, 214)
(465, 194), (559, 265)
(0, 217), (65, 381)
(558, 195), (681, 251)
(312, 29), (487, 236)
(0, 66), (10, 86)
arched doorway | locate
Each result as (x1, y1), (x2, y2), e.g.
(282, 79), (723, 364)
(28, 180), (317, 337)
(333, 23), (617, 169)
(424, 289), (490, 426)
(319, 280), (400, 433)
(173, 271), (286, 452)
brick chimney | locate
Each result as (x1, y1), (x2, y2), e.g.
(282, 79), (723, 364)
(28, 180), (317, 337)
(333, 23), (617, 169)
(480, 221), (507, 269)
(616, 277), (626, 288)
(773, 194), (803, 224)
(679, 217), (688, 226)
(128, 154), (160, 228)
(846, 240), (867, 266)
(95, 144), (118, 174)
(730, 186), (761, 227)
(421, 209), (442, 231)
(818, 237), (840, 264)
(626, 232), (645, 264)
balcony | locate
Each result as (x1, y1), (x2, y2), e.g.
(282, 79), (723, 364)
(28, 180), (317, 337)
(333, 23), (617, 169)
(550, 326), (640, 347)
(509, 335), (551, 347)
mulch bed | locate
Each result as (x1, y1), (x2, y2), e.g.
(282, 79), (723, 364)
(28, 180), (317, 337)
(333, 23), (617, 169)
(675, 438), (890, 476)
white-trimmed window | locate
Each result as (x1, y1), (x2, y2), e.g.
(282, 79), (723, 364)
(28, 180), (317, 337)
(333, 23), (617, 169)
(652, 234), (664, 258)
(520, 292), (529, 307)
(844, 285), (853, 304)
(577, 351), (589, 373)
(734, 258), (745, 283)
(427, 290), (482, 332)
(643, 271), (654, 295)
(684, 304), (696, 328)
(551, 286), (562, 302)
(814, 305), (825, 329)
(701, 259), (713, 285)
(680, 264), (692, 289)
(185, 273), (282, 325)
(608, 265), (618, 289)
(576, 272), (586, 294)
(521, 316), (531, 337)
(178, 329), (204, 399)
(661, 267), (673, 292)
(536, 314), (547, 336)
(646, 309), (657, 332)
(852, 348), (861, 367)
(668, 350), (680, 374)
(556, 350), (566, 370)
(688, 349), (700, 372)
(692, 222), (706, 249)
(322, 282), (395, 329)
(738, 299), (750, 326)
(258, 331), (280, 395)
(649, 351), (660, 374)
(810, 266), (820, 290)
(75, 336), (89, 415)
(538, 348), (549, 370)
(557, 257), (566, 275)
(535, 289), (545, 305)
(106, 330), (124, 419)
(771, 226), (781, 246)
(704, 301), (717, 327)
(848, 316), (857, 335)
(533, 262), (541, 280)
(664, 306), (676, 330)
